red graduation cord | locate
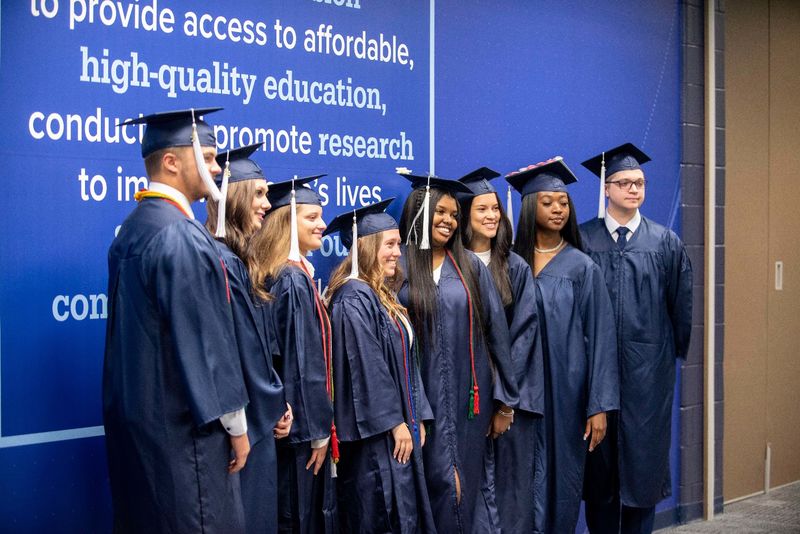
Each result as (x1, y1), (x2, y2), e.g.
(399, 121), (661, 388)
(444, 250), (480, 418)
(296, 261), (339, 462)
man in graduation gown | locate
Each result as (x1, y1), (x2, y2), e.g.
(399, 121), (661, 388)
(103, 108), (250, 533)
(579, 143), (693, 534)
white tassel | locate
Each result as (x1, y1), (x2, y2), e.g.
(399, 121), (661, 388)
(287, 182), (302, 262)
(190, 109), (221, 202)
(419, 181), (431, 250)
(506, 185), (515, 244)
(405, 179), (432, 249)
(215, 160), (230, 238)
(598, 152), (606, 219)
(347, 211), (358, 280)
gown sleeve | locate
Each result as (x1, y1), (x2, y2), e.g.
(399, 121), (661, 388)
(144, 221), (248, 427)
(665, 231), (693, 359)
(224, 251), (286, 444)
(331, 292), (406, 441)
(580, 261), (620, 418)
(269, 269), (333, 443)
(414, 348), (434, 422)
(474, 257), (519, 408)
(508, 256), (546, 416)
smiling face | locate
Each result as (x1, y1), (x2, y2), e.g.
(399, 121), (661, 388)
(469, 192), (501, 244)
(297, 204), (326, 254)
(431, 194), (459, 248)
(377, 229), (402, 277)
(605, 168), (646, 214)
(249, 179), (270, 231)
(534, 191), (570, 233)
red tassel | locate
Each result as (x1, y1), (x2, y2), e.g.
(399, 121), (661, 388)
(330, 424), (340, 463)
(473, 385), (480, 415)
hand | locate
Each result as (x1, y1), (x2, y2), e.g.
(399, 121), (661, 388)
(306, 442), (328, 475)
(584, 412), (607, 452)
(228, 433), (250, 474)
(419, 423), (427, 448)
(391, 423), (413, 464)
(487, 406), (514, 439)
(273, 403), (293, 439)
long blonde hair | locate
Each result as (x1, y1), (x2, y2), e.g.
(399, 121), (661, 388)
(246, 204), (293, 302)
(327, 231), (407, 321)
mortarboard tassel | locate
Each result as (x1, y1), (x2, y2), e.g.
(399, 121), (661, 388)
(506, 185), (515, 244)
(347, 210), (359, 279)
(330, 423), (340, 464)
(215, 158), (230, 239)
(190, 108), (222, 202)
(598, 152), (606, 219)
(419, 180), (431, 250)
(405, 176), (432, 249)
(288, 180), (302, 262)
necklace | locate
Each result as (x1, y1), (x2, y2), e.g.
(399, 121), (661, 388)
(535, 237), (564, 254)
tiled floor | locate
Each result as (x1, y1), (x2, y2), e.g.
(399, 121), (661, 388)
(658, 481), (800, 533)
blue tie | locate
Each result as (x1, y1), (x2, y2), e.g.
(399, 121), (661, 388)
(617, 227), (629, 250)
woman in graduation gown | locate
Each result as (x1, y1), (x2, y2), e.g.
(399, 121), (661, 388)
(247, 176), (337, 534)
(205, 144), (292, 534)
(457, 167), (545, 534)
(396, 172), (519, 534)
(325, 199), (436, 533)
(507, 158), (619, 533)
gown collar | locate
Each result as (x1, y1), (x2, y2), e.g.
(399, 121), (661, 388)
(604, 209), (641, 239)
(148, 182), (195, 220)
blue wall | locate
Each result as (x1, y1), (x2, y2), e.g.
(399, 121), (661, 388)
(0, 1), (681, 531)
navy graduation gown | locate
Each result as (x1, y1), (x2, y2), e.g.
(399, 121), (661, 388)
(398, 251), (518, 534)
(580, 216), (692, 507)
(216, 242), (286, 534)
(534, 244), (619, 533)
(493, 251), (546, 534)
(103, 198), (248, 533)
(329, 279), (436, 534)
(263, 264), (336, 534)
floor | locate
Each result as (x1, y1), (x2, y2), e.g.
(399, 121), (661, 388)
(658, 481), (800, 533)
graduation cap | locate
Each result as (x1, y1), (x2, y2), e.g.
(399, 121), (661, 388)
(120, 107), (223, 201)
(459, 166), (518, 242)
(323, 198), (398, 279)
(266, 175), (327, 262)
(397, 168), (471, 249)
(267, 175), (325, 209)
(212, 143), (264, 239)
(581, 142), (651, 219)
(458, 167), (501, 196)
(215, 143), (264, 185)
(505, 157), (578, 197)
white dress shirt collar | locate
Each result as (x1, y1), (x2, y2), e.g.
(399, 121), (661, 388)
(148, 182), (195, 220)
(605, 210), (641, 240)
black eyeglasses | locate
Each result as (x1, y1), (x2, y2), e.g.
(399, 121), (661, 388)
(607, 179), (646, 190)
